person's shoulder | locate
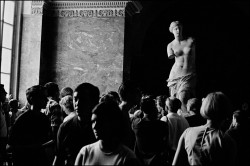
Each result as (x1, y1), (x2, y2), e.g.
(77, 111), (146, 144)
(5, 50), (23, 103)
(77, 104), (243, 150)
(60, 115), (77, 128)
(167, 41), (174, 48)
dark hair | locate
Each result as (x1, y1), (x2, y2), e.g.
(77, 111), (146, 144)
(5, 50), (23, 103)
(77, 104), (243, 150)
(92, 101), (124, 138)
(156, 95), (168, 108)
(75, 82), (100, 105)
(140, 95), (157, 115)
(44, 82), (59, 97)
(9, 99), (19, 109)
(200, 91), (232, 121)
(187, 98), (201, 114)
(118, 81), (140, 102)
(26, 85), (46, 105)
(60, 87), (73, 98)
(166, 97), (182, 113)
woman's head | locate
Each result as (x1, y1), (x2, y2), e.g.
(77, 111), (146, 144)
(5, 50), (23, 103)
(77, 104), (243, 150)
(169, 21), (182, 33)
(91, 101), (124, 141)
(200, 92), (232, 122)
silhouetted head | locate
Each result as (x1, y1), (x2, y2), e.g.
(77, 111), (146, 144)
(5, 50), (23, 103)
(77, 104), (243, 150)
(187, 98), (202, 114)
(74, 82), (100, 121)
(165, 96), (182, 113)
(91, 101), (124, 141)
(140, 95), (158, 118)
(9, 99), (19, 110)
(26, 85), (48, 109)
(118, 81), (141, 104)
(44, 82), (59, 99)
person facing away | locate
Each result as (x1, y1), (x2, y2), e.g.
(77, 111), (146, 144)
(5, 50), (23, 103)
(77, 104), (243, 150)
(173, 91), (237, 166)
(132, 95), (169, 166)
(225, 110), (250, 166)
(59, 95), (76, 123)
(118, 81), (141, 150)
(53, 82), (99, 166)
(167, 21), (196, 115)
(160, 96), (189, 163)
(155, 95), (168, 119)
(60, 87), (73, 99)
(43, 82), (63, 141)
(8, 99), (22, 129)
(7, 85), (51, 166)
(185, 98), (206, 127)
(75, 101), (140, 166)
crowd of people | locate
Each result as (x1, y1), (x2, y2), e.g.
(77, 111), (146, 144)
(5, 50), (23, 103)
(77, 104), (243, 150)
(0, 20), (250, 166)
(0, 80), (249, 166)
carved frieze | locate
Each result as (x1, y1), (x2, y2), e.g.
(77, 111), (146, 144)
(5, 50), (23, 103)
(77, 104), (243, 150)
(31, 1), (129, 17)
(31, 1), (44, 15)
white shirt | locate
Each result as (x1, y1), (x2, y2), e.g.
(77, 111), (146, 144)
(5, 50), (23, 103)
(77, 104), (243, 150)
(75, 140), (140, 166)
(161, 112), (189, 151)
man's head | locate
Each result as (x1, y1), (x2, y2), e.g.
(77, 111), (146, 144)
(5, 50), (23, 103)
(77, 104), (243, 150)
(187, 98), (201, 114)
(44, 82), (59, 99)
(9, 99), (19, 110)
(140, 95), (158, 118)
(0, 84), (7, 103)
(73, 82), (100, 121)
(60, 87), (73, 98)
(165, 96), (182, 113)
(118, 81), (141, 104)
(26, 85), (48, 110)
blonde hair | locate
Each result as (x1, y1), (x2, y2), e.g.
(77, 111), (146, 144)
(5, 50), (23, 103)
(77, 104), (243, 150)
(60, 95), (74, 112)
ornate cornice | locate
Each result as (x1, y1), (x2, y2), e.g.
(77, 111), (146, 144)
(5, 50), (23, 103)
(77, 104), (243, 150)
(31, 1), (44, 15)
(31, 1), (130, 17)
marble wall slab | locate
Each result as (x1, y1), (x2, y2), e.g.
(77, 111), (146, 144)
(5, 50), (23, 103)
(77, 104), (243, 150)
(53, 17), (124, 94)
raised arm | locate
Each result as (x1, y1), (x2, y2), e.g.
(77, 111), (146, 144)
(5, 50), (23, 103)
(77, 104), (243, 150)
(167, 42), (175, 59)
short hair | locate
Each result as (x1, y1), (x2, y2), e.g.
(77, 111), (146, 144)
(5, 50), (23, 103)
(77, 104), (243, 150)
(9, 99), (19, 109)
(59, 95), (74, 112)
(26, 85), (46, 105)
(118, 81), (140, 102)
(200, 92), (232, 121)
(169, 21), (182, 33)
(140, 95), (157, 115)
(156, 95), (168, 108)
(187, 98), (202, 113)
(75, 82), (100, 105)
(60, 87), (73, 98)
(92, 101), (124, 138)
(166, 97), (182, 113)
(44, 82), (59, 97)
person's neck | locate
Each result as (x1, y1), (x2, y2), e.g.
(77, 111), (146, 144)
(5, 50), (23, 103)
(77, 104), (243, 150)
(99, 139), (120, 153)
(205, 119), (222, 129)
